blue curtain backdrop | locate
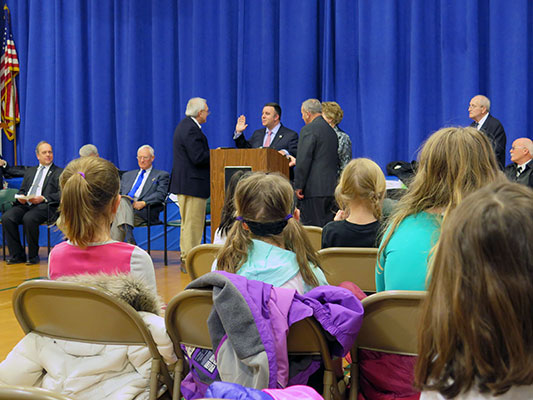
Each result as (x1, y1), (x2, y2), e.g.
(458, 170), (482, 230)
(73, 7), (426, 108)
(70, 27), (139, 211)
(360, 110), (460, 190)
(2, 0), (531, 172)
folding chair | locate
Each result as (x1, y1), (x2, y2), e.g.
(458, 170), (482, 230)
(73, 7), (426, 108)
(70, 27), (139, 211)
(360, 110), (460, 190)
(12, 280), (174, 400)
(0, 385), (73, 400)
(303, 225), (323, 253)
(318, 247), (378, 293)
(349, 291), (426, 400)
(187, 243), (223, 280)
(135, 201), (166, 255)
(165, 288), (214, 400)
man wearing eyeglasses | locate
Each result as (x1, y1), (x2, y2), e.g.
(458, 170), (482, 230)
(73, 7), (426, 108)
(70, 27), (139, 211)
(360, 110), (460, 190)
(504, 138), (533, 188)
(468, 94), (506, 169)
(170, 97), (211, 273)
(111, 144), (169, 243)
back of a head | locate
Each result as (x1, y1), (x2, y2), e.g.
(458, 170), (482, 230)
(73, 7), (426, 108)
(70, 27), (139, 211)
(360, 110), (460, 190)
(78, 144), (99, 157)
(322, 101), (344, 126)
(185, 97), (207, 117)
(301, 98), (322, 114)
(57, 157), (120, 248)
(416, 181), (533, 397)
(335, 158), (386, 219)
(219, 170), (249, 235)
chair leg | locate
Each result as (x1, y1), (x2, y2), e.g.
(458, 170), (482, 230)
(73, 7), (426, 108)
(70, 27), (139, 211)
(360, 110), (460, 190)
(47, 226), (51, 254)
(2, 224), (5, 261)
(147, 221), (151, 255)
(173, 359), (183, 400)
(164, 203), (168, 266)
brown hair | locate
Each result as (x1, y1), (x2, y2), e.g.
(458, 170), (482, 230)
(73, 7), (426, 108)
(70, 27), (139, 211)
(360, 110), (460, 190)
(415, 181), (533, 397)
(216, 172), (322, 287)
(56, 157), (120, 248)
(377, 126), (500, 272)
(335, 158), (385, 220)
(322, 101), (344, 126)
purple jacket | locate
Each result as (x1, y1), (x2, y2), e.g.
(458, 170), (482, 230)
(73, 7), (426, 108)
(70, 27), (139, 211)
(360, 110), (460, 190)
(183, 271), (363, 399)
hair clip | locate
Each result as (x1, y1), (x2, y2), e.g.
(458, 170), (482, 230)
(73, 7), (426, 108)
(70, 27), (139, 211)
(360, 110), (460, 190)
(78, 172), (85, 178)
(236, 216), (243, 221)
(284, 214), (293, 220)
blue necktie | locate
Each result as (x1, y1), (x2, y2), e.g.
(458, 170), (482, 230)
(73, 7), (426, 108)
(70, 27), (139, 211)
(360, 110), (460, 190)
(127, 169), (146, 198)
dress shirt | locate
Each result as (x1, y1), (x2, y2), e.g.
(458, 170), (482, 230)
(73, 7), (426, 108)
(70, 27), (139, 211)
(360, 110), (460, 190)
(131, 167), (152, 199)
(476, 113), (489, 130)
(191, 116), (202, 129)
(28, 164), (52, 197)
(262, 123), (281, 147)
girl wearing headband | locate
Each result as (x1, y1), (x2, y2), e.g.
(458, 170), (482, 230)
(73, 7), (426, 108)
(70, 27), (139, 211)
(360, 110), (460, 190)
(215, 172), (327, 293)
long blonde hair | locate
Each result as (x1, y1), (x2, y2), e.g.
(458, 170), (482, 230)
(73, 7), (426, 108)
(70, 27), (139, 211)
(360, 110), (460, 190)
(335, 158), (386, 220)
(415, 182), (533, 397)
(56, 157), (120, 248)
(216, 172), (322, 287)
(377, 126), (500, 271)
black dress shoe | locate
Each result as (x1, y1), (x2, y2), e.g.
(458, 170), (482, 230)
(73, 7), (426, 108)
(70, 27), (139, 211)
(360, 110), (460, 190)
(26, 256), (40, 265)
(6, 256), (26, 265)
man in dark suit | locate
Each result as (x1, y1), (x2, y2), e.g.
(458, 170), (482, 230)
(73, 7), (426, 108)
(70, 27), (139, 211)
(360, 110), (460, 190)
(111, 144), (169, 243)
(234, 102), (298, 157)
(170, 97), (210, 272)
(504, 138), (533, 188)
(294, 99), (339, 227)
(2, 141), (62, 264)
(468, 94), (506, 169)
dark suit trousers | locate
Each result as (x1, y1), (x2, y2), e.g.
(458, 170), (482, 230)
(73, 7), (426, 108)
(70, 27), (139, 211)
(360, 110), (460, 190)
(299, 196), (336, 227)
(2, 203), (50, 258)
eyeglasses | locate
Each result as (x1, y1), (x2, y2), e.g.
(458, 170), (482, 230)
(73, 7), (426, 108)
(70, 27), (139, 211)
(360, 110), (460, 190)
(200, 109), (210, 116)
(511, 146), (526, 151)
(137, 156), (152, 160)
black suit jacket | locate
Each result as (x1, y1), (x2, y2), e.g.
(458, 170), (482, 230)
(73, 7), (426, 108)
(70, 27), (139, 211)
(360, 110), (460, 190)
(18, 164), (62, 206)
(294, 116), (338, 197)
(504, 162), (533, 188)
(471, 114), (506, 169)
(234, 124), (299, 157)
(121, 168), (170, 223)
(169, 116), (210, 198)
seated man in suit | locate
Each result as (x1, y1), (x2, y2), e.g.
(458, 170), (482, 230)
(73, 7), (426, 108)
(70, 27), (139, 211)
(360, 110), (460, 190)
(111, 145), (169, 244)
(233, 102), (298, 158)
(504, 138), (533, 188)
(2, 141), (62, 265)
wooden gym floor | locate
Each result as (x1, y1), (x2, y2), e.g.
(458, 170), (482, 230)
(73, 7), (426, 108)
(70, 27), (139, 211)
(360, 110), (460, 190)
(0, 249), (192, 361)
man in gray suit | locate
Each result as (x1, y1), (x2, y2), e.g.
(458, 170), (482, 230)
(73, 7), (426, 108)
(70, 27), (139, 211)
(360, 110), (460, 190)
(111, 144), (169, 243)
(294, 99), (339, 227)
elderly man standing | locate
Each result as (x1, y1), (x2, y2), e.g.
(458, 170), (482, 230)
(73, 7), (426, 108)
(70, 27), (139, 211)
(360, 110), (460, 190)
(170, 97), (210, 272)
(468, 94), (507, 169)
(2, 141), (62, 264)
(294, 99), (338, 227)
(504, 138), (533, 188)
(111, 145), (169, 243)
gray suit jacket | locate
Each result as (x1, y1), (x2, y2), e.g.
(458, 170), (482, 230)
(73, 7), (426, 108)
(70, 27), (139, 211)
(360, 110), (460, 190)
(294, 116), (338, 197)
(121, 168), (169, 223)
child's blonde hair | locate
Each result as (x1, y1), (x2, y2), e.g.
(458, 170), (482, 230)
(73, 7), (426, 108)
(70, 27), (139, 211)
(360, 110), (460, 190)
(335, 158), (386, 220)
(56, 157), (120, 248)
(216, 172), (323, 287)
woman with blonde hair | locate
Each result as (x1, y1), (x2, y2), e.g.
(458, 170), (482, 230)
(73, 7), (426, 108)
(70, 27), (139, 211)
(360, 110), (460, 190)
(416, 181), (533, 399)
(322, 101), (352, 175)
(215, 172), (328, 293)
(376, 126), (500, 292)
(322, 158), (385, 248)
(48, 156), (157, 295)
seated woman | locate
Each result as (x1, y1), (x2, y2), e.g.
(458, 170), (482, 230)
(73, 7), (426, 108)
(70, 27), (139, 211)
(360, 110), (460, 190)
(322, 158), (385, 248)
(215, 172), (328, 294)
(415, 181), (533, 399)
(48, 156), (157, 295)
(376, 126), (500, 291)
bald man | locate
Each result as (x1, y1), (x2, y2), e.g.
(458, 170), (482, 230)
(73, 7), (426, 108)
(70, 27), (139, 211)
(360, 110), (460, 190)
(504, 138), (533, 188)
(468, 95), (506, 169)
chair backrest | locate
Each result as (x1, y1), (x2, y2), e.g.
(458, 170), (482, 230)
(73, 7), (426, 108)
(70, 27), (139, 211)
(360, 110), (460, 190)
(303, 225), (322, 253)
(188, 243), (223, 280)
(0, 386), (73, 400)
(12, 280), (173, 399)
(318, 247), (378, 292)
(355, 290), (426, 355)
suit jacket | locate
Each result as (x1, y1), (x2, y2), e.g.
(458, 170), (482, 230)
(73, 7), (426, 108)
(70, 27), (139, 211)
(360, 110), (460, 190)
(18, 164), (62, 206)
(294, 116), (339, 197)
(234, 125), (299, 157)
(504, 162), (533, 188)
(121, 168), (170, 223)
(471, 114), (506, 169)
(169, 116), (210, 198)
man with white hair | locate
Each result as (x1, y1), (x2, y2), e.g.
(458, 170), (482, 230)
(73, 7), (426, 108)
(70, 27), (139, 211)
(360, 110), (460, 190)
(111, 144), (169, 243)
(78, 144), (99, 157)
(294, 98), (338, 227)
(504, 138), (533, 188)
(468, 94), (506, 169)
(170, 97), (211, 272)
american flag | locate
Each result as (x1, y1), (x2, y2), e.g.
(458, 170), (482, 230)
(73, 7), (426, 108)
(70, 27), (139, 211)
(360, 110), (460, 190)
(0, 3), (19, 142)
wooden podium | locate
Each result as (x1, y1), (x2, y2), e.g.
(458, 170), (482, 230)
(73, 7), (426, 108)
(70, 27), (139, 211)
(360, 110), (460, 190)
(210, 148), (290, 241)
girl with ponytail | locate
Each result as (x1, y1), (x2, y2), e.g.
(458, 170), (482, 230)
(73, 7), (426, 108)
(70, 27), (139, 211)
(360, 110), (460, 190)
(215, 172), (328, 293)
(48, 157), (157, 295)
(322, 158), (385, 249)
